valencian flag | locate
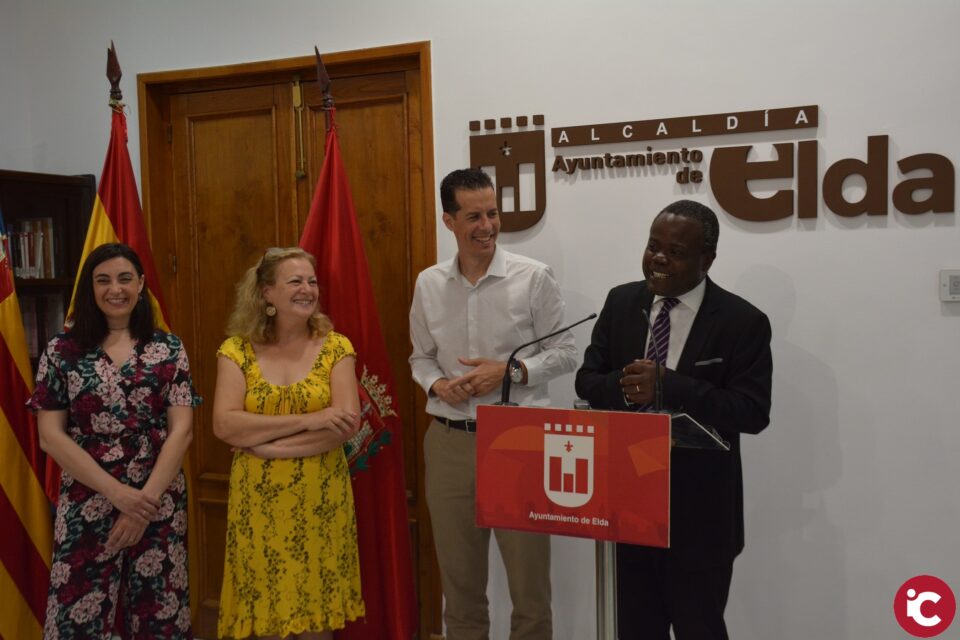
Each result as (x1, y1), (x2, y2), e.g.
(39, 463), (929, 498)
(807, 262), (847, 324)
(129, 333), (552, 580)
(54, 43), (172, 502)
(0, 211), (53, 640)
(299, 51), (417, 640)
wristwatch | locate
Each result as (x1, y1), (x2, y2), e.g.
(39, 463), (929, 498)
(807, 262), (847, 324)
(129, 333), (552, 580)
(509, 359), (525, 384)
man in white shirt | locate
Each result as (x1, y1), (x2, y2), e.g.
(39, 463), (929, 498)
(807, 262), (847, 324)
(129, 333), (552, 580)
(409, 168), (577, 640)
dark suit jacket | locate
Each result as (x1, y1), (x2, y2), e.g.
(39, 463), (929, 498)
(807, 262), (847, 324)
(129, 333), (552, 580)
(575, 277), (772, 566)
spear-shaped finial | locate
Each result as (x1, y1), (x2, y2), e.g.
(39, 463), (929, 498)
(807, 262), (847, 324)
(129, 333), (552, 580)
(107, 41), (123, 106)
(314, 46), (335, 130)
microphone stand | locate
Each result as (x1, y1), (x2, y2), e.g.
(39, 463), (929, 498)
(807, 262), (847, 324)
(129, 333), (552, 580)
(496, 313), (598, 406)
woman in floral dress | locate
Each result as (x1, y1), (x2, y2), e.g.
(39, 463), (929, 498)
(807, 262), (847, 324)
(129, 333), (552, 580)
(28, 243), (199, 639)
(213, 247), (365, 640)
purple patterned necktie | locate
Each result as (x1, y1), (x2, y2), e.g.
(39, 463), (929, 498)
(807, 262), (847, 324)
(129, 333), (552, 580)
(646, 297), (680, 364)
(638, 297), (680, 411)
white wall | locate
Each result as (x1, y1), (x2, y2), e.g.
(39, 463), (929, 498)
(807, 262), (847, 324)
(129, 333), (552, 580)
(3, 1), (958, 638)
(0, 0), (32, 171)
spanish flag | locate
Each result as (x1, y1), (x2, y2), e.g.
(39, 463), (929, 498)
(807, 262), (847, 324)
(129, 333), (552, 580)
(66, 104), (170, 331)
(0, 212), (52, 640)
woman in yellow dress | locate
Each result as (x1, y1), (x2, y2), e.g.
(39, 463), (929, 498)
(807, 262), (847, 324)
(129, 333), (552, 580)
(213, 247), (365, 639)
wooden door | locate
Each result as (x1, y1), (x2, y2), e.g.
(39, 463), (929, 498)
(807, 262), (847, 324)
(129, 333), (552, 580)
(168, 82), (298, 634)
(139, 44), (439, 640)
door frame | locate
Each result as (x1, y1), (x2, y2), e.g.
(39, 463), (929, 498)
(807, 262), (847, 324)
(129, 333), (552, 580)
(136, 41), (440, 638)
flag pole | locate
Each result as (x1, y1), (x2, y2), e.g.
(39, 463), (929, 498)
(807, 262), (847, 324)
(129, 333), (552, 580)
(314, 46), (334, 131)
(107, 41), (123, 106)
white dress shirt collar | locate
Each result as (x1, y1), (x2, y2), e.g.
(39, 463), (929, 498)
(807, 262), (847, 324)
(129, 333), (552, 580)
(652, 276), (707, 315)
(446, 244), (508, 285)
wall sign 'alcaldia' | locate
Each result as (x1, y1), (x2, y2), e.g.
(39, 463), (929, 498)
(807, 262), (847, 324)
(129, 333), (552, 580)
(468, 105), (954, 230)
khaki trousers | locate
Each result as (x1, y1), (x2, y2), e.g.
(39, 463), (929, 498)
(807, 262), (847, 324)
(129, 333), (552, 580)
(424, 420), (552, 640)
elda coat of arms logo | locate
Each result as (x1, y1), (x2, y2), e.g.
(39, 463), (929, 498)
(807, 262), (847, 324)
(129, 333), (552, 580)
(469, 114), (547, 232)
(543, 422), (595, 508)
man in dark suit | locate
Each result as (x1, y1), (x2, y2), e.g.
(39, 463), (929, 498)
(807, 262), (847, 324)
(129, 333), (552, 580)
(575, 199), (772, 639)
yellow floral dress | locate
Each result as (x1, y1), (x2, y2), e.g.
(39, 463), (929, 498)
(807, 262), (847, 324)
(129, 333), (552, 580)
(216, 332), (365, 639)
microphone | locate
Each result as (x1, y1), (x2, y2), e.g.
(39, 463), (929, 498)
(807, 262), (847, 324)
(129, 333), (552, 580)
(639, 308), (665, 412)
(497, 313), (598, 406)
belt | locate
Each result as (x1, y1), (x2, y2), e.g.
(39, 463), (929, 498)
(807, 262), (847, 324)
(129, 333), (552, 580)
(433, 416), (477, 433)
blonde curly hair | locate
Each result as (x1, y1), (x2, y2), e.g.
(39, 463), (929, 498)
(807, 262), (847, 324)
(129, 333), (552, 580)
(225, 247), (333, 343)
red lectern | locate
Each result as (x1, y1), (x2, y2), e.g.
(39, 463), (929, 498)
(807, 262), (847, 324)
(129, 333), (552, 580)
(476, 405), (672, 547)
(476, 404), (729, 639)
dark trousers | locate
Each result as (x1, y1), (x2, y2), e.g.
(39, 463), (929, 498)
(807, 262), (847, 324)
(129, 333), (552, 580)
(616, 544), (733, 640)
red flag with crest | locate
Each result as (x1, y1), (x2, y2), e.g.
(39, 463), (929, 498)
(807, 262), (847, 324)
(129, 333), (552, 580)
(300, 104), (417, 639)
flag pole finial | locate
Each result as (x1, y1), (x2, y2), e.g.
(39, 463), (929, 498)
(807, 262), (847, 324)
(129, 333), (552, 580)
(107, 41), (123, 107)
(314, 46), (335, 131)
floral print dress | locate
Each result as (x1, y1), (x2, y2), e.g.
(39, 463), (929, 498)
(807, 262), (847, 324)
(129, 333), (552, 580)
(28, 331), (200, 640)
(216, 331), (365, 639)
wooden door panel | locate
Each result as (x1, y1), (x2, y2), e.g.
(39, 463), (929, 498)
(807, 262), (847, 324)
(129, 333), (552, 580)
(197, 500), (228, 631)
(170, 83), (297, 636)
(187, 108), (277, 471)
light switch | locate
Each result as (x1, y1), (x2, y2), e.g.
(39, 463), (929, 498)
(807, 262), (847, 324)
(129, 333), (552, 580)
(940, 270), (960, 302)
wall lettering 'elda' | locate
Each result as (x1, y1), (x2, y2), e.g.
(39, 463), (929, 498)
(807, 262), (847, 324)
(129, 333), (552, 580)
(710, 136), (954, 221)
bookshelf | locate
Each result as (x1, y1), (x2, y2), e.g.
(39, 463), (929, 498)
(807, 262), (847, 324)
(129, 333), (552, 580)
(0, 169), (95, 370)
